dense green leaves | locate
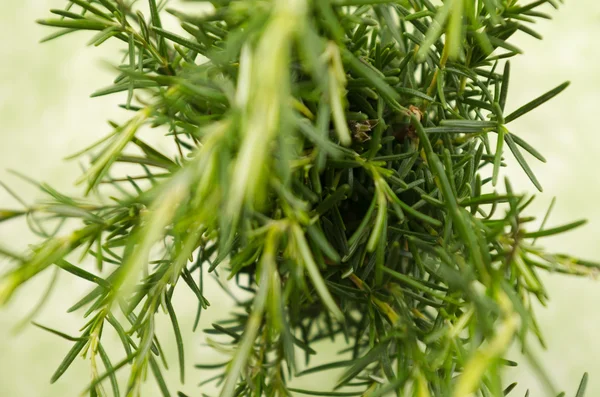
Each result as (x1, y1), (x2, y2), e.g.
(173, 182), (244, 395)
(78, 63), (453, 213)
(0, 0), (594, 396)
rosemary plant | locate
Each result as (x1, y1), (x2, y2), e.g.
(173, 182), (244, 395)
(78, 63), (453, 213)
(0, 0), (595, 396)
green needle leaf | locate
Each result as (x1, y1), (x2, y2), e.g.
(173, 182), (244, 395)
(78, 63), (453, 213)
(576, 373), (589, 397)
(493, 126), (506, 186)
(147, 0), (167, 57)
(0, 209), (26, 223)
(152, 27), (204, 54)
(37, 18), (109, 30)
(499, 61), (511, 111)
(505, 133), (543, 191)
(51, 337), (89, 383)
(97, 343), (120, 397)
(523, 219), (587, 239)
(505, 81), (570, 123)
(32, 322), (86, 342)
(293, 224), (344, 320)
(165, 293), (185, 384)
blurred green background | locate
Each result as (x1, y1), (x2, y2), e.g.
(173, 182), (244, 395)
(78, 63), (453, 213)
(1, 1), (600, 396)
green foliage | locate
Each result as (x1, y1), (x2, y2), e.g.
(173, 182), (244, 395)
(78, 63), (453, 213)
(0, 0), (595, 396)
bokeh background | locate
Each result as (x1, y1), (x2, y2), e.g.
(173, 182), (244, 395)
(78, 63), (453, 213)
(1, 1), (600, 396)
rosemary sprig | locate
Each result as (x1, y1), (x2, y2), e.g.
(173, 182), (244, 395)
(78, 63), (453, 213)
(0, 1), (595, 396)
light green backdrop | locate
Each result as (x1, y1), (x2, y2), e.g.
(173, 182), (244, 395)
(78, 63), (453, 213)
(1, 1), (599, 396)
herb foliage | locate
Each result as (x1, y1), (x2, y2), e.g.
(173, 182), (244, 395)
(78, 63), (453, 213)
(0, 0), (595, 396)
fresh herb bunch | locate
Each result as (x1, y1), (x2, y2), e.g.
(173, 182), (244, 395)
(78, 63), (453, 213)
(0, 0), (595, 396)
